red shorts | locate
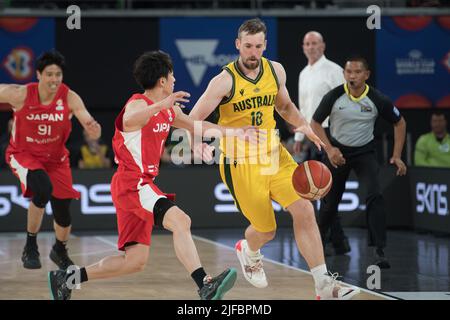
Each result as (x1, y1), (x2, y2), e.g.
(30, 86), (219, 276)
(6, 151), (80, 199)
(111, 172), (175, 251)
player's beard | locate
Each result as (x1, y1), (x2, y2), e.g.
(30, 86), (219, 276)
(242, 57), (260, 70)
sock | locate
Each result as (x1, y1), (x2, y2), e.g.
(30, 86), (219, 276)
(245, 241), (260, 257)
(246, 247), (260, 257)
(79, 267), (88, 283)
(26, 232), (37, 248)
(311, 264), (328, 288)
(53, 239), (67, 253)
(191, 267), (207, 290)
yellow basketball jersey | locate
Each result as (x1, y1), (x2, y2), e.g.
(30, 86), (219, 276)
(218, 57), (279, 160)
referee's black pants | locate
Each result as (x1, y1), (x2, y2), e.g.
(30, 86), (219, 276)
(318, 150), (387, 249)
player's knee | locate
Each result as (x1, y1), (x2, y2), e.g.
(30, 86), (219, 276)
(177, 211), (192, 231)
(153, 197), (176, 228)
(166, 209), (191, 234)
(27, 170), (53, 208)
(291, 203), (316, 227)
(51, 198), (72, 227)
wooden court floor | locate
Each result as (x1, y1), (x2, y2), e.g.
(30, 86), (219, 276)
(0, 232), (387, 300)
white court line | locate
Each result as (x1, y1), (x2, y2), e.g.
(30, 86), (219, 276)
(0, 233), (398, 299)
(192, 234), (396, 300)
(0, 248), (117, 266)
(0, 234), (117, 266)
(94, 236), (118, 249)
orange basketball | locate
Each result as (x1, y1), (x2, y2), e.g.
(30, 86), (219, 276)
(292, 160), (332, 200)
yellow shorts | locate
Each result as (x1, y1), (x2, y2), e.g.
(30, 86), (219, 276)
(219, 145), (300, 232)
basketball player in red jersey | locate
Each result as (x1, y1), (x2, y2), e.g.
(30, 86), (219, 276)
(47, 50), (250, 300)
(0, 50), (101, 270)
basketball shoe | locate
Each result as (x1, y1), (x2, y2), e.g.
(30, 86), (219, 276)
(22, 245), (41, 269)
(235, 239), (268, 288)
(315, 272), (360, 300)
(198, 268), (237, 300)
(48, 270), (72, 300)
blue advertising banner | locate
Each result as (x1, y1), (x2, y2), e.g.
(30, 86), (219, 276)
(160, 17), (277, 111)
(376, 16), (450, 109)
(0, 18), (55, 84)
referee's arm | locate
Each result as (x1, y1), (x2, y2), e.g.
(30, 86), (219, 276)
(374, 90), (407, 175)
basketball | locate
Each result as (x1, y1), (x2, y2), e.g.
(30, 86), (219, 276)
(292, 160), (332, 201)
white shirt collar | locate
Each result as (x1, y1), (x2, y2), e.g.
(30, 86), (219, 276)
(308, 54), (327, 69)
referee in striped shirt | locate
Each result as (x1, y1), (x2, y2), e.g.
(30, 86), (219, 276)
(311, 56), (407, 269)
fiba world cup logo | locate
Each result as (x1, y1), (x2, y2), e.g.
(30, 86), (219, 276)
(2, 47), (34, 82)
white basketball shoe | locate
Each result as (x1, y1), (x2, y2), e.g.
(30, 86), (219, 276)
(235, 239), (268, 288)
(315, 272), (361, 300)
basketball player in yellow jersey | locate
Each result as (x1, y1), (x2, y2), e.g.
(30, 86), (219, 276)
(189, 18), (360, 300)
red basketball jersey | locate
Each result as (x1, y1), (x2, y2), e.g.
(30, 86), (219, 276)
(7, 83), (72, 163)
(112, 94), (175, 178)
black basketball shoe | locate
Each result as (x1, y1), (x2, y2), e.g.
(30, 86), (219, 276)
(198, 268), (237, 300)
(22, 245), (41, 269)
(373, 248), (391, 269)
(48, 270), (72, 300)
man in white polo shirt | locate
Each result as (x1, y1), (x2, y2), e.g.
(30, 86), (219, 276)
(295, 31), (344, 157)
(294, 31), (350, 255)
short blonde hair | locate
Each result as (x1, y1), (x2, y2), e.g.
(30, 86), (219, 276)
(238, 18), (267, 39)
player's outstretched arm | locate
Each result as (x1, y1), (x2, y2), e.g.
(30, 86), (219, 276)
(187, 71), (233, 160)
(189, 71), (232, 122)
(68, 90), (101, 139)
(0, 84), (27, 110)
(173, 105), (262, 143)
(122, 91), (190, 132)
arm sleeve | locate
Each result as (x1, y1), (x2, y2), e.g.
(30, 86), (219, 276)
(414, 135), (429, 166)
(369, 88), (402, 124)
(312, 87), (341, 124)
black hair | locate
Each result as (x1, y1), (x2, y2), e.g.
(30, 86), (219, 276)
(133, 50), (173, 90)
(431, 111), (446, 118)
(35, 49), (65, 73)
(345, 55), (370, 70)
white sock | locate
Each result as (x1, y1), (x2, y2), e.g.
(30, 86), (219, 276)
(311, 264), (328, 288)
(244, 240), (260, 257)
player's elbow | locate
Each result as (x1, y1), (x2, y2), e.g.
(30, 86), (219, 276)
(275, 103), (289, 113)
